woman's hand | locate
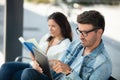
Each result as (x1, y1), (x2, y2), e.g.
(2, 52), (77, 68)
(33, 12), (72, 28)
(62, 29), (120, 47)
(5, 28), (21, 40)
(32, 60), (43, 73)
(30, 53), (35, 60)
(49, 60), (71, 75)
(29, 53), (43, 73)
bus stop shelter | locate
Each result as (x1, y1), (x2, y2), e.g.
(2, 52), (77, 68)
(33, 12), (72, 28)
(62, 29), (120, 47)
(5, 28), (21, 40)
(4, 0), (23, 62)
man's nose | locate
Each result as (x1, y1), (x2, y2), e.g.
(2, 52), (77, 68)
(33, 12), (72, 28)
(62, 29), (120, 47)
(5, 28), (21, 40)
(80, 33), (84, 39)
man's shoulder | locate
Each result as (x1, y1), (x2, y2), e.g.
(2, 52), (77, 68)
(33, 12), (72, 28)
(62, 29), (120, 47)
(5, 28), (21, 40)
(66, 39), (83, 53)
(92, 53), (111, 70)
(67, 39), (81, 49)
(70, 39), (81, 46)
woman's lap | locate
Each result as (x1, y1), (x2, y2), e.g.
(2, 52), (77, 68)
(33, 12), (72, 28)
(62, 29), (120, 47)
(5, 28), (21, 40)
(21, 68), (49, 80)
(0, 62), (49, 80)
(0, 62), (31, 80)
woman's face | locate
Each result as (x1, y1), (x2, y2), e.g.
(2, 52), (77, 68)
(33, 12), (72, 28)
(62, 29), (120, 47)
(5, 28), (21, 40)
(48, 19), (62, 37)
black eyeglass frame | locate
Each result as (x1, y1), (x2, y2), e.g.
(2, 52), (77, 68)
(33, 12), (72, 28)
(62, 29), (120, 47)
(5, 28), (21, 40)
(76, 27), (100, 37)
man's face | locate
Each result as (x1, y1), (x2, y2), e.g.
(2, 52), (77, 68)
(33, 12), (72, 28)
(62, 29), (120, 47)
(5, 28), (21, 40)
(77, 24), (101, 48)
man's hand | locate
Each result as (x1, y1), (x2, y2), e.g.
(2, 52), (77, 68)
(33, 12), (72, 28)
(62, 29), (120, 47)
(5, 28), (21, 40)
(49, 60), (71, 75)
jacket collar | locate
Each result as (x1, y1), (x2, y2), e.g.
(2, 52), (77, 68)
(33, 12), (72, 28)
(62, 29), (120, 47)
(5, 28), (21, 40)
(85, 40), (104, 59)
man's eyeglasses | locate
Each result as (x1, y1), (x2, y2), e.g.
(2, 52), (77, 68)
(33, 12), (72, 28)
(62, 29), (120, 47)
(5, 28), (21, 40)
(76, 27), (100, 37)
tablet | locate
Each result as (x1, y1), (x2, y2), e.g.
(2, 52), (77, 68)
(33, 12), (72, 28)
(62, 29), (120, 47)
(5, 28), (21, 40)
(33, 48), (53, 80)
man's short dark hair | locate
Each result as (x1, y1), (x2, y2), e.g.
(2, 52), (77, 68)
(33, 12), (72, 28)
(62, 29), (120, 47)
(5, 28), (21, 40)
(77, 10), (105, 32)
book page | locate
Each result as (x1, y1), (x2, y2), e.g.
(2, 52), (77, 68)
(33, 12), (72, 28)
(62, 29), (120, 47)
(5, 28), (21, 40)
(18, 37), (44, 55)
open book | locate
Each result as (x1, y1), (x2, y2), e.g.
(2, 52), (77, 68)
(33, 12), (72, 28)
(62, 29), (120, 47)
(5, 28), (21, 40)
(18, 37), (44, 55)
(19, 37), (53, 80)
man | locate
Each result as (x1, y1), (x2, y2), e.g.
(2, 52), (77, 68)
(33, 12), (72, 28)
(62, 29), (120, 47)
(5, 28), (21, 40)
(21, 10), (112, 80)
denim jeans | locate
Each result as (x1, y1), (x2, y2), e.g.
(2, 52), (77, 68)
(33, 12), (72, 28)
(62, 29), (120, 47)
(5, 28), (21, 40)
(0, 62), (30, 80)
(21, 68), (49, 80)
(0, 62), (49, 80)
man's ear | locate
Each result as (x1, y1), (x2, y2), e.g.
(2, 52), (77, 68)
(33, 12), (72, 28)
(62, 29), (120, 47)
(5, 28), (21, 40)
(98, 29), (103, 34)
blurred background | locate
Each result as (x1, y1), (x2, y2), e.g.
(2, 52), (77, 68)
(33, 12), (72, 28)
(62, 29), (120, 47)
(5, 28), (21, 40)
(0, 0), (120, 79)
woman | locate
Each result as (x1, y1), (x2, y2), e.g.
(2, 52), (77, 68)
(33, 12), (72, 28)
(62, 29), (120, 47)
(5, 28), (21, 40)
(0, 12), (72, 80)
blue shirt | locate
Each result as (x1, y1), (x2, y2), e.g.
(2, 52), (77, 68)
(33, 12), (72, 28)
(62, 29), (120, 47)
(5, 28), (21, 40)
(70, 47), (84, 73)
(55, 39), (112, 80)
